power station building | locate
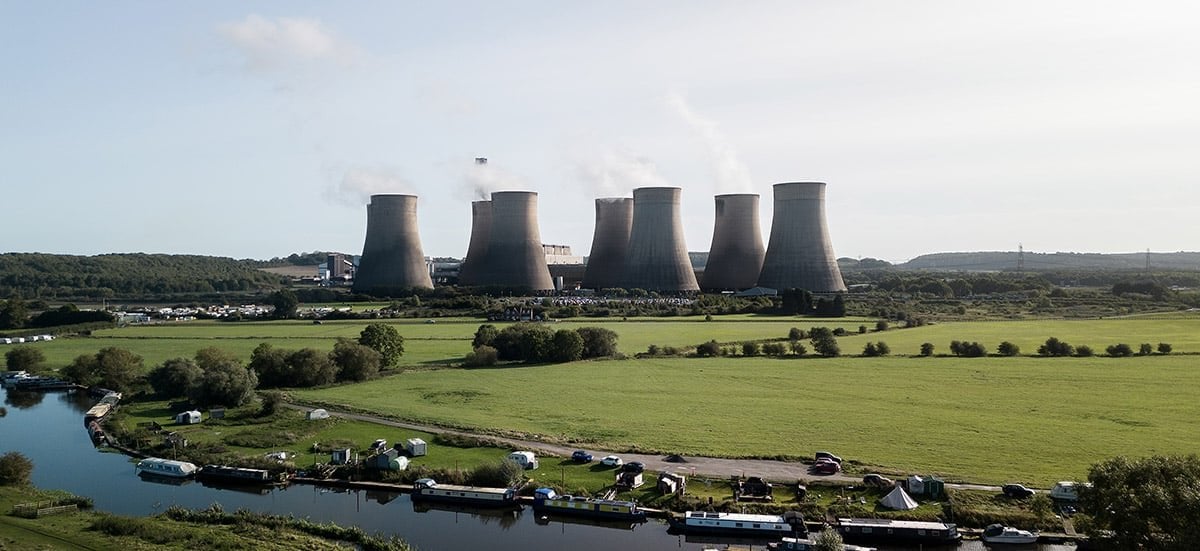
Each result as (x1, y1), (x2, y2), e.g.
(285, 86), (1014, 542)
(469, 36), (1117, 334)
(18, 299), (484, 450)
(466, 191), (554, 291)
(619, 187), (699, 292)
(581, 197), (633, 291)
(757, 182), (847, 293)
(701, 193), (765, 291)
(352, 194), (434, 293)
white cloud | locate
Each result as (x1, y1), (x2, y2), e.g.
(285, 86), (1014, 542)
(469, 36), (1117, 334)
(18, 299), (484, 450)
(217, 14), (358, 72)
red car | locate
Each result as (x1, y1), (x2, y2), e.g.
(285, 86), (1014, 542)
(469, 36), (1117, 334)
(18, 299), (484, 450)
(810, 461), (841, 475)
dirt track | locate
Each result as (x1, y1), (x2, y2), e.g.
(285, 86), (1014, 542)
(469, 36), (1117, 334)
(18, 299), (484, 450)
(285, 403), (1001, 492)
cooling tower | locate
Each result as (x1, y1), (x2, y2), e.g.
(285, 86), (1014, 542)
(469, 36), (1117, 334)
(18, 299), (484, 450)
(581, 197), (633, 290)
(701, 193), (765, 291)
(472, 191), (554, 290)
(352, 194), (434, 293)
(456, 200), (492, 286)
(758, 182), (847, 292)
(620, 187), (699, 292)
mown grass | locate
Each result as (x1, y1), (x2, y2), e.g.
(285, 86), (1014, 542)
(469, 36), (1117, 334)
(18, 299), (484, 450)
(292, 352), (1200, 486)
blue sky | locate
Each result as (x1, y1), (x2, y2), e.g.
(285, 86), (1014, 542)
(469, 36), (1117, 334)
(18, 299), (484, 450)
(2, 1), (1196, 262)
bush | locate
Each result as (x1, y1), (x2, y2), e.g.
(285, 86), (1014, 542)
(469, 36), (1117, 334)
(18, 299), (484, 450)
(0, 451), (33, 486)
(1038, 337), (1075, 357)
(5, 346), (44, 372)
(875, 320), (889, 332)
(576, 327), (619, 358)
(551, 329), (584, 362)
(1075, 345), (1095, 357)
(1106, 343), (1134, 357)
(789, 341), (807, 356)
(809, 327), (840, 357)
(742, 342), (761, 356)
(1158, 342), (1172, 355)
(919, 342), (935, 356)
(997, 341), (1020, 356)
(646, 344), (660, 356)
(696, 340), (720, 358)
(788, 327), (804, 340)
(762, 342), (787, 356)
(1138, 343), (1154, 356)
(832, 327), (847, 336)
(464, 345), (498, 367)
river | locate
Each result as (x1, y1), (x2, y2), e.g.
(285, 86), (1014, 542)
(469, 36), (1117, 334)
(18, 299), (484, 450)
(0, 388), (1071, 550)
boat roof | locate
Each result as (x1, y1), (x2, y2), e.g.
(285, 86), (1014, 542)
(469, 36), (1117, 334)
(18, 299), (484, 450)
(686, 511), (789, 522)
(139, 457), (196, 467)
(838, 518), (954, 529)
(422, 483), (511, 492)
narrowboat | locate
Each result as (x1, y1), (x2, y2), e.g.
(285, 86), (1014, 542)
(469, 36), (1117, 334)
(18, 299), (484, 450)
(836, 518), (961, 545)
(410, 478), (518, 507)
(531, 488), (647, 522)
(136, 458), (198, 478)
(769, 536), (876, 550)
(668, 510), (807, 538)
(197, 465), (274, 485)
(84, 403), (112, 421)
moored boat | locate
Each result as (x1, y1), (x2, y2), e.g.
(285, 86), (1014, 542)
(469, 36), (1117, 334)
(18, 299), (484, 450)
(769, 536), (876, 550)
(136, 457), (198, 478)
(197, 465), (276, 485)
(668, 510), (807, 538)
(836, 518), (960, 545)
(981, 523), (1038, 544)
(532, 488), (646, 522)
(410, 478), (518, 507)
(84, 403), (112, 421)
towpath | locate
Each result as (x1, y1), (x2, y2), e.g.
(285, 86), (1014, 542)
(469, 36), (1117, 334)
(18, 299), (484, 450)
(285, 403), (1001, 492)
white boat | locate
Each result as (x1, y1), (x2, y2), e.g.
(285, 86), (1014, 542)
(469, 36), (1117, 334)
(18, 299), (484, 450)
(981, 523), (1038, 544)
(136, 457), (198, 478)
(669, 510), (807, 538)
(770, 536), (876, 550)
(410, 478), (518, 507)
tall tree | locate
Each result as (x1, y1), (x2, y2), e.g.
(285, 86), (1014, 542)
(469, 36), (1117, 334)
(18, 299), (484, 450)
(330, 338), (382, 382)
(5, 346), (44, 372)
(576, 327), (618, 358)
(0, 299), (28, 330)
(146, 358), (202, 398)
(267, 289), (300, 319)
(187, 349), (258, 407)
(550, 329), (584, 363)
(809, 327), (840, 357)
(358, 323), (404, 368)
(1081, 454), (1200, 550)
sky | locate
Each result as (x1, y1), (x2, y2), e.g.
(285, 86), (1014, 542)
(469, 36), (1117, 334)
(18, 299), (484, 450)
(2, 1), (1197, 263)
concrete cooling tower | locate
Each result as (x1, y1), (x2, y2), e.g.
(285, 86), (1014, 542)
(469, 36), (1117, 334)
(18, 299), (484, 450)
(701, 193), (765, 291)
(581, 197), (633, 290)
(472, 191), (554, 290)
(456, 200), (492, 286)
(352, 194), (434, 293)
(758, 182), (847, 292)
(620, 187), (699, 292)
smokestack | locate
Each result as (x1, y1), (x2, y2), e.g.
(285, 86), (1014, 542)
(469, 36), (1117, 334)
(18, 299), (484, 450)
(352, 194), (434, 293)
(457, 200), (492, 286)
(701, 193), (765, 291)
(620, 187), (699, 292)
(581, 197), (633, 290)
(472, 191), (554, 290)
(758, 182), (847, 292)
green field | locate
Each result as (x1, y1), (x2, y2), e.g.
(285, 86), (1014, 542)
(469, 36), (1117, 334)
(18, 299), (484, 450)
(21, 314), (1200, 487)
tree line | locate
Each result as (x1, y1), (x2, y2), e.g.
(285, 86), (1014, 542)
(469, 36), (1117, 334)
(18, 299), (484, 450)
(0, 253), (285, 299)
(464, 323), (619, 366)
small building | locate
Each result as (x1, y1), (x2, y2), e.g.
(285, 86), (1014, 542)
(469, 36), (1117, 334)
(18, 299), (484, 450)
(658, 472), (687, 495)
(307, 408), (330, 421)
(616, 471), (644, 489)
(175, 410), (201, 425)
(507, 451), (538, 470)
(209, 407), (225, 419)
(404, 438), (427, 457)
(368, 448), (408, 471)
(331, 448), (352, 465)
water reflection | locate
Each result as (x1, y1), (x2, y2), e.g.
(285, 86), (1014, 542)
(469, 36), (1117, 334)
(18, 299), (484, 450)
(4, 389), (44, 409)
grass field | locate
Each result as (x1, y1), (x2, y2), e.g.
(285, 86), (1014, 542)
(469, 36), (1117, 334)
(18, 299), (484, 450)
(18, 314), (1200, 488)
(291, 353), (1200, 486)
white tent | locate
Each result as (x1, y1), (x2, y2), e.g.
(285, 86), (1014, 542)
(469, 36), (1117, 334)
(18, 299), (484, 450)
(880, 485), (919, 510)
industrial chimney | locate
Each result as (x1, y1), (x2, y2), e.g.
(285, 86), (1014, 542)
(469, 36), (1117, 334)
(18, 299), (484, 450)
(352, 194), (434, 293)
(701, 193), (765, 291)
(581, 197), (633, 291)
(473, 191), (554, 290)
(758, 182), (847, 292)
(620, 187), (699, 292)
(456, 200), (492, 286)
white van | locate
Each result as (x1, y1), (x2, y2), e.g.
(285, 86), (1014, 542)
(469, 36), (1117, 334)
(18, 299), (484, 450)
(1050, 481), (1089, 501)
(507, 451), (539, 470)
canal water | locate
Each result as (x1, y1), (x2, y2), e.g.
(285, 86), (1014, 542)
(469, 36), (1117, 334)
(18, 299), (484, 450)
(0, 388), (1070, 550)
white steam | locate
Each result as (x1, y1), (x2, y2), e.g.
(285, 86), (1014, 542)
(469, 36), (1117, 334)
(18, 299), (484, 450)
(572, 150), (671, 197)
(324, 168), (413, 206)
(667, 92), (753, 193)
(459, 159), (525, 200)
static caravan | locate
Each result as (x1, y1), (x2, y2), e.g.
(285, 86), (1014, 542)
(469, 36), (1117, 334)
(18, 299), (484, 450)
(175, 410), (201, 424)
(405, 438), (427, 457)
(507, 451), (538, 470)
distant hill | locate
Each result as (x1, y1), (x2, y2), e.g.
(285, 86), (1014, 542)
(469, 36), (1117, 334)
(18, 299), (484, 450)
(0, 253), (285, 299)
(899, 251), (1200, 272)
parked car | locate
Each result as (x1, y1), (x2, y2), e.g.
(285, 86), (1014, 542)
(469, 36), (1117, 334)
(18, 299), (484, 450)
(815, 451), (843, 464)
(600, 455), (623, 467)
(571, 450), (593, 463)
(622, 461), (645, 474)
(862, 474), (893, 488)
(810, 461), (841, 475)
(1002, 484), (1036, 499)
